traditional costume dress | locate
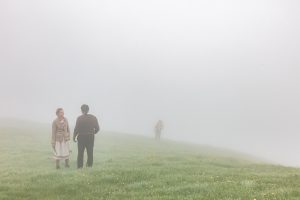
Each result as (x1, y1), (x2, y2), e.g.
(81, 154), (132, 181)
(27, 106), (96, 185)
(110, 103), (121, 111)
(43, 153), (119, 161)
(52, 118), (71, 160)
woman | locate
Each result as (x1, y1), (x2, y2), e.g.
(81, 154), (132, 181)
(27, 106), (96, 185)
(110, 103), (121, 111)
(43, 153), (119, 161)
(52, 108), (71, 169)
(155, 120), (164, 140)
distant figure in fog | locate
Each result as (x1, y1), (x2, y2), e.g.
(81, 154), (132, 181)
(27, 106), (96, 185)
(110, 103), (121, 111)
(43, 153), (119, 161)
(155, 120), (164, 140)
(52, 108), (71, 169)
(73, 104), (100, 169)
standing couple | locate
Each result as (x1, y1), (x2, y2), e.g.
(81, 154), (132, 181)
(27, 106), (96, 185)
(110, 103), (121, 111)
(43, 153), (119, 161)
(51, 104), (100, 169)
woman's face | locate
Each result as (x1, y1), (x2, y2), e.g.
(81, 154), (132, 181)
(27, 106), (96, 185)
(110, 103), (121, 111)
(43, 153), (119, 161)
(57, 109), (64, 118)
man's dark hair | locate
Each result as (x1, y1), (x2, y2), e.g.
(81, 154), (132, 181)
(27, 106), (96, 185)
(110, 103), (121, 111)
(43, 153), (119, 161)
(81, 104), (89, 114)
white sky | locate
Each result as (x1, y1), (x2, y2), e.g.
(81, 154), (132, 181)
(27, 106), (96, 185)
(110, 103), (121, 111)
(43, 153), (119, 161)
(1, 0), (300, 166)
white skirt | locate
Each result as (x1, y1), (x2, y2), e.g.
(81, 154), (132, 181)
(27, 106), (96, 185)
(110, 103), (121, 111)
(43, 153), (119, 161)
(53, 139), (70, 160)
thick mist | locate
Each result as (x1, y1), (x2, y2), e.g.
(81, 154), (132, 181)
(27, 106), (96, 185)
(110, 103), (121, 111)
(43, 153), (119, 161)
(1, 0), (300, 166)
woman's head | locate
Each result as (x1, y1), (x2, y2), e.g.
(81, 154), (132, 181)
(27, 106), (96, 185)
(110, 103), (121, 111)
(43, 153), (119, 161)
(56, 108), (64, 118)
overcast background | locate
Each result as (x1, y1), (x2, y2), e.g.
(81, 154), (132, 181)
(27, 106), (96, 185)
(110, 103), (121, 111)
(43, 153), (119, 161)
(1, 0), (300, 166)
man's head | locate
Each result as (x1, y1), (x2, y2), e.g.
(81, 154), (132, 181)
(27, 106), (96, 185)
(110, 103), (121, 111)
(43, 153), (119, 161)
(81, 104), (89, 115)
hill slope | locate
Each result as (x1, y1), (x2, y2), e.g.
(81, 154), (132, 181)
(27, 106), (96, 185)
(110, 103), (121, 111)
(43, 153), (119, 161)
(0, 121), (300, 200)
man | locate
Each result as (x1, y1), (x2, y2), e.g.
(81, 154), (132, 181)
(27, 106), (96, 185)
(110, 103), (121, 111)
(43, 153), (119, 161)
(155, 120), (164, 140)
(73, 104), (100, 168)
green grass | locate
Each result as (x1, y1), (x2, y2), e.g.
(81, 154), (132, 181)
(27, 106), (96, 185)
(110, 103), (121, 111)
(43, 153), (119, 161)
(0, 121), (300, 200)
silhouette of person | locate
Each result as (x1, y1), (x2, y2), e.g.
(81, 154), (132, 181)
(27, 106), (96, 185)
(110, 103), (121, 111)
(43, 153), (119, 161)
(52, 108), (71, 169)
(73, 104), (100, 168)
(155, 120), (164, 140)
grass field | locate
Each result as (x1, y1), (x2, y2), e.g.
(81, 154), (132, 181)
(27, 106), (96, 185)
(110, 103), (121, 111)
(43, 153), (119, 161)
(0, 120), (300, 200)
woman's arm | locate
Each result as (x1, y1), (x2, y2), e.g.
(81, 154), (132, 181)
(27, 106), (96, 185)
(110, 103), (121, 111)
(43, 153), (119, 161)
(66, 118), (70, 133)
(51, 121), (56, 147)
(65, 118), (71, 141)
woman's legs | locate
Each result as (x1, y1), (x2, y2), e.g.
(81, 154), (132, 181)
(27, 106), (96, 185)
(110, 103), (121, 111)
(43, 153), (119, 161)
(56, 159), (70, 169)
(65, 159), (70, 168)
(56, 160), (60, 169)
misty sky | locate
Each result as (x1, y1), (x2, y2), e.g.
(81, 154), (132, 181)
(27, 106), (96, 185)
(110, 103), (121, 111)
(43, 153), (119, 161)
(1, 0), (300, 166)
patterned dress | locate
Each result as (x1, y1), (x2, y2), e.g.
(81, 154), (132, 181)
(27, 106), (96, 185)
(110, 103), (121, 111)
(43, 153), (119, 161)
(52, 118), (71, 160)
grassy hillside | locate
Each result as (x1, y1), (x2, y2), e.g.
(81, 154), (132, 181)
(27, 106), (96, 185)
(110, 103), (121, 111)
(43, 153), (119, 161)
(0, 121), (300, 200)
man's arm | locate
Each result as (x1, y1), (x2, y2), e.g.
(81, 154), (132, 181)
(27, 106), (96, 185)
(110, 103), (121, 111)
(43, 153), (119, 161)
(73, 118), (79, 142)
(94, 117), (100, 134)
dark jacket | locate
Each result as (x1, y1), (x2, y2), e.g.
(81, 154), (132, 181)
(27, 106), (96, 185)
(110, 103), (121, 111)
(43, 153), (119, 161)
(73, 114), (100, 138)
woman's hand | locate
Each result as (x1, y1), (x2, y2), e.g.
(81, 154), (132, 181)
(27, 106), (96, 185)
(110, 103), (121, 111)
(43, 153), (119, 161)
(52, 143), (57, 155)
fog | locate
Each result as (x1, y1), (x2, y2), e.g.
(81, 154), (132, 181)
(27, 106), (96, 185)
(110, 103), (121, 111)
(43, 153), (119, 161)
(1, 0), (300, 166)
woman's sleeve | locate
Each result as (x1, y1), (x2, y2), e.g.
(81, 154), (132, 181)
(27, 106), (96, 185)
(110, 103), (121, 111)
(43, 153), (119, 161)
(66, 119), (71, 141)
(66, 119), (70, 133)
(52, 121), (56, 145)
